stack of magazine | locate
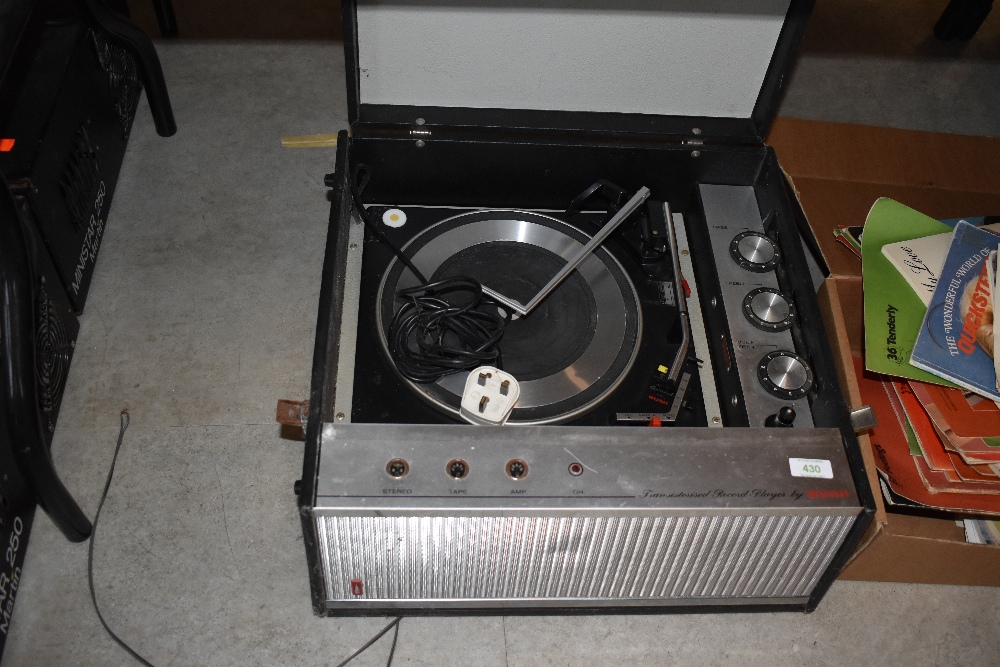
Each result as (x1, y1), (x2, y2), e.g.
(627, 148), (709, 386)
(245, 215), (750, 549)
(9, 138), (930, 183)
(854, 198), (1000, 531)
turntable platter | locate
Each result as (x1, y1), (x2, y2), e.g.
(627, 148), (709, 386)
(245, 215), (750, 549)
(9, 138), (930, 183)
(377, 210), (641, 424)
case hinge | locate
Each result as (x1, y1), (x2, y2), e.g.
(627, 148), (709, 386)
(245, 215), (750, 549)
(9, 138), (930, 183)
(411, 118), (431, 147)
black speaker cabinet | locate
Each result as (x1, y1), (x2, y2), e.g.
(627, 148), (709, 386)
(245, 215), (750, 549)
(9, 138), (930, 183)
(0, 9), (141, 313)
(298, 0), (875, 616)
(0, 198), (79, 658)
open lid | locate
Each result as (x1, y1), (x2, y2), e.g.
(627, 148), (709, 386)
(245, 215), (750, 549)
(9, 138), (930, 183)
(343, 0), (813, 143)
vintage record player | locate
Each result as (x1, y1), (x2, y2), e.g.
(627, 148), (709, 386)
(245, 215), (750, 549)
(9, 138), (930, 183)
(296, 0), (876, 615)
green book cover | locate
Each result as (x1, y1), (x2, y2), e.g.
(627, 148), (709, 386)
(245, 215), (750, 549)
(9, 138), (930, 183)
(862, 198), (957, 386)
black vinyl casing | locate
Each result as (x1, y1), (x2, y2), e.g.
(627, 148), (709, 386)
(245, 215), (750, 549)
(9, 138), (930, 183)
(296, 0), (875, 616)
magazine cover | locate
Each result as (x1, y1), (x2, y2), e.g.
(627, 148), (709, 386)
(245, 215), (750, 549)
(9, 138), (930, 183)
(863, 203), (1000, 382)
(880, 224), (1000, 306)
(862, 199), (953, 383)
(911, 221), (1000, 401)
(941, 216), (1000, 228)
(909, 380), (1000, 438)
(833, 225), (863, 258)
(992, 247), (1000, 393)
(853, 357), (1000, 514)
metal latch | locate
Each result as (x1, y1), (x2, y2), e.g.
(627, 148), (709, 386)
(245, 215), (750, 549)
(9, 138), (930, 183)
(849, 405), (877, 433)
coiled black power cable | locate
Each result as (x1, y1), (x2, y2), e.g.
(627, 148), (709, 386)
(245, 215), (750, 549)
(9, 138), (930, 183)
(351, 166), (632, 386)
(351, 164), (509, 383)
(388, 278), (507, 383)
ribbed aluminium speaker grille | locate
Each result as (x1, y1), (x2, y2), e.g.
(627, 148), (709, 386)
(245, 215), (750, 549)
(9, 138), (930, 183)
(317, 514), (854, 603)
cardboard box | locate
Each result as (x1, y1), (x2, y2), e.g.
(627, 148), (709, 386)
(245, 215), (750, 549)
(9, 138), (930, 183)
(767, 117), (1000, 586)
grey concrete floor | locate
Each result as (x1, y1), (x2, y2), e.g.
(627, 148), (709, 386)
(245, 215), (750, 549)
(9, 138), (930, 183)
(5, 40), (1000, 666)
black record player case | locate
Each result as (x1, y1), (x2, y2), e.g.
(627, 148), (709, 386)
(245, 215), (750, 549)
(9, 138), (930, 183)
(299, 0), (875, 616)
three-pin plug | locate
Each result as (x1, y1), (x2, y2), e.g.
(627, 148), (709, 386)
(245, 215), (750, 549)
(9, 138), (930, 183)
(459, 366), (520, 425)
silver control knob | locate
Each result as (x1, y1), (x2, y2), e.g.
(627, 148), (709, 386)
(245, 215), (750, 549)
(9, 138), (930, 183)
(757, 351), (813, 400)
(742, 287), (795, 332)
(730, 231), (780, 272)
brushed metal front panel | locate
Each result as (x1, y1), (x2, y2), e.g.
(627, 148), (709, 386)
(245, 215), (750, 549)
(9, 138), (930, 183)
(315, 424), (859, 511)
(316, 513), (854, 606)
(698, 184), (814, 426)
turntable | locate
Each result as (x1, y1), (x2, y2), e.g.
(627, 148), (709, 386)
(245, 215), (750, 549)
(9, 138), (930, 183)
(295, 0), (875, 615)
(354, 190), (698, 427)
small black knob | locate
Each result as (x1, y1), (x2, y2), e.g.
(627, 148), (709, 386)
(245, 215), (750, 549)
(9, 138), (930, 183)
(765, 406), (796, 427)
(293, 479), (302, 496)
(323, 173), (336, 187)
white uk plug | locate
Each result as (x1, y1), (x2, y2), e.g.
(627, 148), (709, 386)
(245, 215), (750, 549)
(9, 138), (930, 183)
(459, 366), (520, 426)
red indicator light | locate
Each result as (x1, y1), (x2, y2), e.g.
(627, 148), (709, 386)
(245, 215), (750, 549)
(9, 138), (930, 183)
(568, 462), (584, 476)
(0, 138), (14, 152)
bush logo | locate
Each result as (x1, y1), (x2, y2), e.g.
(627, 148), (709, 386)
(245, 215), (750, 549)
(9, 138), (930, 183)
(807, 489), (851, 499)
